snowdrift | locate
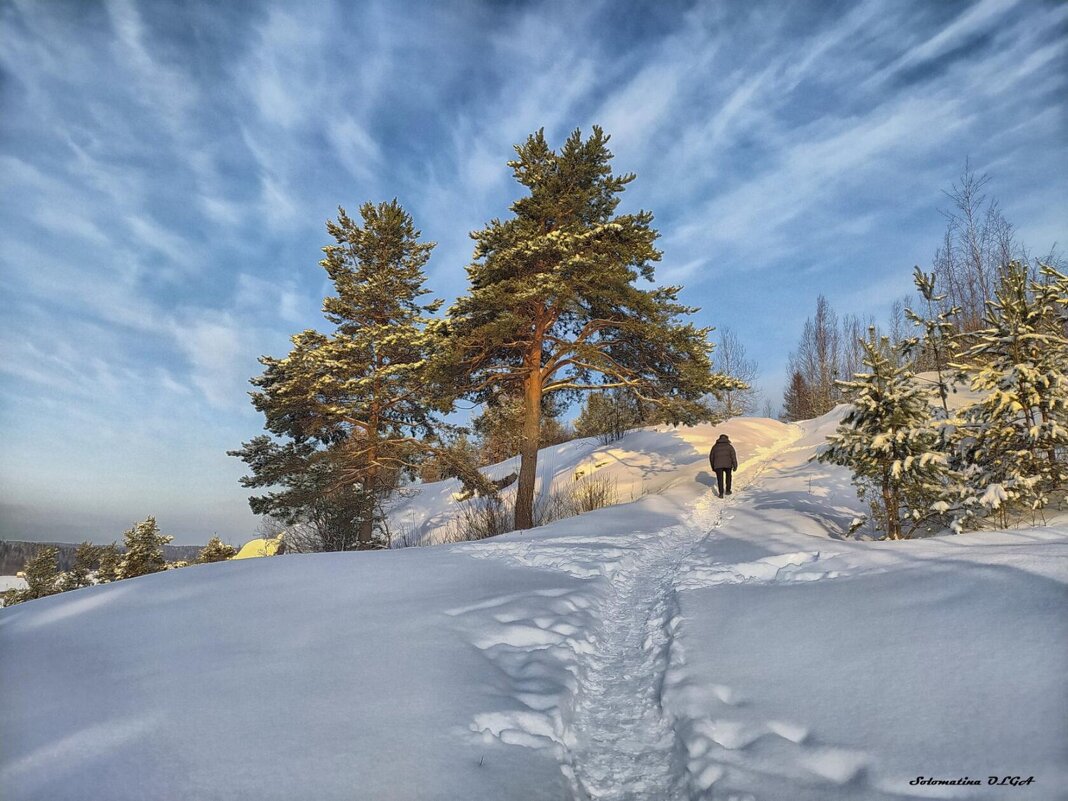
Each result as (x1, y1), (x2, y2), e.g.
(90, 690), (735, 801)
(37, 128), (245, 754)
(2, 414), (1065, 801)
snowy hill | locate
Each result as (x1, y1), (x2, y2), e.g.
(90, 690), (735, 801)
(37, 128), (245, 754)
(1, 413), (1065, 801)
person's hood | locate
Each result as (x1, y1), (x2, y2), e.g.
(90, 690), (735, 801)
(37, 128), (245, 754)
(716, 434), (730, 442)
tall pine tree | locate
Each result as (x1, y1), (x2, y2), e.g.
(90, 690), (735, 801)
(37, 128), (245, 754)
(231, 201), (445, 549)
(440, 127), (736, 529)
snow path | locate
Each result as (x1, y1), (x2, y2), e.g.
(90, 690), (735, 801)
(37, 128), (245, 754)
(564, 426), (803, 800)
(565, 517), (703, 799)
(453, 427), (805, 799)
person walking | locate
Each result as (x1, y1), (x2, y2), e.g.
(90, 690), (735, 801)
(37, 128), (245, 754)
(709, 434), (738, 499)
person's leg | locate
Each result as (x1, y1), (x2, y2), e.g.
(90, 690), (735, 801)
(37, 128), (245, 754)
(715, 468), (725, 497)
(726, 469), (733, 494)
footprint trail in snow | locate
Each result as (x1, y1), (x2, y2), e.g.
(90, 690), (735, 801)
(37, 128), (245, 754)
(459, 427), (804, 800)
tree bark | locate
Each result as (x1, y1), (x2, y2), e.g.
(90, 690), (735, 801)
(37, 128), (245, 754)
(882, 467), (901, 541)
(358, 513), (374, 549)
(514, 366), (544, 530)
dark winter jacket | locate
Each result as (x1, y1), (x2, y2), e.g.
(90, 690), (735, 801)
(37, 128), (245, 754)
(709, 435), (738, 470)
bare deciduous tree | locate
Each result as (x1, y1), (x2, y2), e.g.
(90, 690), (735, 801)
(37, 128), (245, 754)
(932, 162), (1022, 332)
(840, 312), (876, 381)
(712, 327), (759, 418)
(787, 295), (841, 417)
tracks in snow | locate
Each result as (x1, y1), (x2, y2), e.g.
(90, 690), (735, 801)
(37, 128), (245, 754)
(565, 516), (707, 799)
(458, 427), (804, 800)
(566, 427), (805, 800)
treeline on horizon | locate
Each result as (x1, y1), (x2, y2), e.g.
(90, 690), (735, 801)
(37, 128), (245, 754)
(0, 539), (202, 576)
(1, 521), (240, 606)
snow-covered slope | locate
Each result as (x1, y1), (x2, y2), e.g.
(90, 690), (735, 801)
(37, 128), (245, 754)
(2, 414), (1065, 801)
(388, 417), (789, 546)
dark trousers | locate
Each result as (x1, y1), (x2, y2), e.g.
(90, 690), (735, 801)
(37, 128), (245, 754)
(715, 468), (733, 496)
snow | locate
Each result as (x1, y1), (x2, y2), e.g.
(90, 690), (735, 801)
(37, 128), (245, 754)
(2, 413), (1065, 801)
(0, 576), (28, 592)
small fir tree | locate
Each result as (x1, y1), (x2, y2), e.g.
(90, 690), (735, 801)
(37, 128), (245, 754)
(57, 541), (101, 592)
(950, 262), (1068, 517)
(781, 371), (812, 422)
(198, 536), (237, 563)
(417, 433), (483, 483)
(4, 546), (61, 605)
(574, 388), (646, 444)
(473, 390), (572, 464)
(817, 336), (951, 540)
(96, 542), (122, 583)
(119, 517), (172, 579)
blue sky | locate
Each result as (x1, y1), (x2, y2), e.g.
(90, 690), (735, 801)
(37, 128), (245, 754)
(1, 0), (1065, 545)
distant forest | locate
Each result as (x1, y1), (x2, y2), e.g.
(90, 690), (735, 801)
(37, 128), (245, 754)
(0, 540), (203, 576)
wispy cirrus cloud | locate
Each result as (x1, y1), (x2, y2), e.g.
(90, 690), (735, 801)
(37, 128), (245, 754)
(0, 0), (1064, 542)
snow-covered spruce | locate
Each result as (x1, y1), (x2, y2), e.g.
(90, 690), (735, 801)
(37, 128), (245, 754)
(817, 336), (951, 540)
(949, 262), (1068, 521)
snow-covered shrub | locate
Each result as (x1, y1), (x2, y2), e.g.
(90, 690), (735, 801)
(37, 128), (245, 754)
(440, 496), (512, 543)
(432, 474), (622, 545)
(197, 536), (238, 563)
(559, 475), (619, 517)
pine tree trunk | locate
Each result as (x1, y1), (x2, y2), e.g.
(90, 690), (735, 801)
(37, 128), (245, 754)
(514, 370), (543, 530)
(359, 427), (379, 549)
(882, 469), (901, 540)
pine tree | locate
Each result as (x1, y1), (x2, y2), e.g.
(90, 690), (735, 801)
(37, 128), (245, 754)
(96, 542), (122, 583)
(473, 390), (572, 464)
(904, 266), (960, 416)
(197, 536), (237, 563)
(4, 546), (61, 605)
(951, 262), (1068, 517)
(817, 336), (950, 540)
(57, 541), (101, 592)
(441, 127), (736, 529)
(119, 517), (172, 579)
(231, 201), (445, 549)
